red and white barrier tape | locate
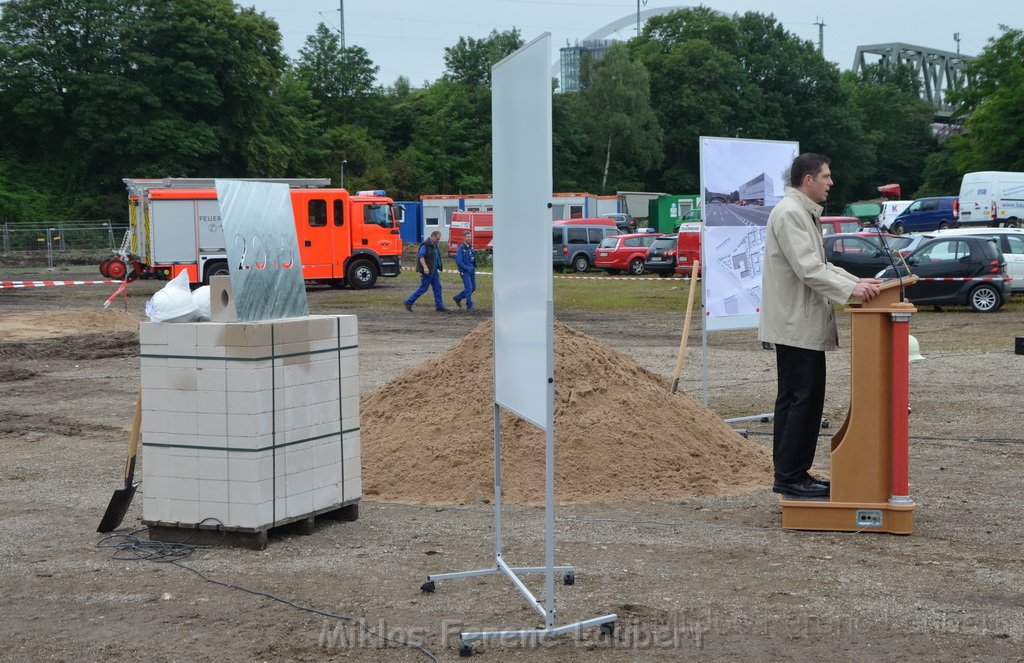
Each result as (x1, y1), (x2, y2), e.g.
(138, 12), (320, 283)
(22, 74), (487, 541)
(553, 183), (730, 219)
(5, 274), (1008, 290)
(913, 277), (1012, 282)
(1, 279), (120, 289)
(553, 274), (700, 281)
(399, 266), (698, 281)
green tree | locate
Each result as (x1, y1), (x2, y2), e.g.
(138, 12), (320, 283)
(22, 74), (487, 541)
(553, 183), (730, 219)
(443, 28), (523, 86)
(575, 45), (663, 192)
(392, 29), (525, 197)
(400, 79), (492, 194)
(630, 8), (866, 203)
(919, 26), (1024, 194)
(917, 139), (966, 196)
(294, 23), (381, 129)
(0, 0), (296, 219)
(552, 92), (589, 192)
(839, 65), (937, 199)
(947, 27), (1024, 172)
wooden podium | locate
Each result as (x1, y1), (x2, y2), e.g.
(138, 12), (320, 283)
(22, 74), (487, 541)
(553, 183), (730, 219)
(780, 276), (918, 534)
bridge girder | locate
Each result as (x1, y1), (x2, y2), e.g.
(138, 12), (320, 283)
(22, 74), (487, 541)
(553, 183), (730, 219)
(853, 43), (975, 120)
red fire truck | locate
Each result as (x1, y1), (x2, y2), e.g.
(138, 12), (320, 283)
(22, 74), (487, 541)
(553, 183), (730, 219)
(99, 178), (402, 288)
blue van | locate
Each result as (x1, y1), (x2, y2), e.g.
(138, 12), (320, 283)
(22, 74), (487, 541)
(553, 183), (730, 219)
(887, 196), (959, 234)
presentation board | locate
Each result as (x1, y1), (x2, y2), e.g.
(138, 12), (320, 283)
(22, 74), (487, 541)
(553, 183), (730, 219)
(700, 137), (798, 331)
(491, 34), (553, 429)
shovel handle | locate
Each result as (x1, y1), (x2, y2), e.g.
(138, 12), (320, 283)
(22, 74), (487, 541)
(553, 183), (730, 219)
(670, 260), (700, 393)
(124, 393), (142, 482)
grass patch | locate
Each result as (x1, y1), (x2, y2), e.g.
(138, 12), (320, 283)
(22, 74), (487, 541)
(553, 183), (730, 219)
(315, 269), (699, 313)
(552, 274), (699, 312)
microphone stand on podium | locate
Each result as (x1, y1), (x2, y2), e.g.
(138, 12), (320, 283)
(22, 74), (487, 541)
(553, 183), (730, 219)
(780, 275), (920, 535)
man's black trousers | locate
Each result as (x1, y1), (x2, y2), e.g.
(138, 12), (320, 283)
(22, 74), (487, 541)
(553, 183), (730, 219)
(772, 344), (826, 483)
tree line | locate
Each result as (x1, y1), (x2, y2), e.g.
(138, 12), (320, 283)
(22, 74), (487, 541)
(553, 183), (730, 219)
(0, 1), (1020, 224)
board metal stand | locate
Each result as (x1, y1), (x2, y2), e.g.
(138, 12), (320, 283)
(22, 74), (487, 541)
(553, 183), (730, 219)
(781, 276), (919, 534)
(422, 398), (618, 653)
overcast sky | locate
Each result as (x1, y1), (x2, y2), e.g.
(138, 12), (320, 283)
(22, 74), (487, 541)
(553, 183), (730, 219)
(246, 0), (1018, 87)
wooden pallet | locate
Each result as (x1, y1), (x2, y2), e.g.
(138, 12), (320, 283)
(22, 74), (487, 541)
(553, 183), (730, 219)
(143, 499), (360, 550)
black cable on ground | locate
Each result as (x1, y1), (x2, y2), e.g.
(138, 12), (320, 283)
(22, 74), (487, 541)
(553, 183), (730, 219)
(96, 523), (439, 663)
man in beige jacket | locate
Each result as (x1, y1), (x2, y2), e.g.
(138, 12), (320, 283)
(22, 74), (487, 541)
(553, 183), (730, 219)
(758, 153), (882, 498)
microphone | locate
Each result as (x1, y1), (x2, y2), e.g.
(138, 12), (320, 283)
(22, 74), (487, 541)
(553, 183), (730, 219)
(874, 228), (906, 302)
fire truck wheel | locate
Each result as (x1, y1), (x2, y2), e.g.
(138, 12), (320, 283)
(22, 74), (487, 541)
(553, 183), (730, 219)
(346, 258), (378, 289)
(106, 259), (128, 280)
(204, 262), (230, 284)
(99, 258), (112, 278)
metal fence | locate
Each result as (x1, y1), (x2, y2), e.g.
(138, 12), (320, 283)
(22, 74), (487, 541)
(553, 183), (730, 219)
(2, 221), (127, 254)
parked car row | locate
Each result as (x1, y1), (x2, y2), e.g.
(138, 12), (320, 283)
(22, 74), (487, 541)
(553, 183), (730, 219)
(826, 228), (1020, 311)
(551, 217), (1018, 313)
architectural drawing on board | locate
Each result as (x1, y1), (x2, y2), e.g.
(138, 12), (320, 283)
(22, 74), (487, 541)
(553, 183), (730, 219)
(705, 226), (767, 318)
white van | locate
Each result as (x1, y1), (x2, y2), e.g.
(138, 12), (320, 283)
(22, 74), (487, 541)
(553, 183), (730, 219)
(876, 200), (914, 231)
(958, 171), (1024, 228)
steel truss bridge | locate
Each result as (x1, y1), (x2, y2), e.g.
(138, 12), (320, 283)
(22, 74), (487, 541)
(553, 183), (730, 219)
(853, 43), (975, 121)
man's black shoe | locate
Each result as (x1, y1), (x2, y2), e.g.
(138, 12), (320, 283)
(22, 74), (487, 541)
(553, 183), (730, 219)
(436, 307), (450, 313)
(807, 474), (830, 487)
(404, 302), (413, 312)
(772, 478), (829, 498)
(453, 297), (463, 308)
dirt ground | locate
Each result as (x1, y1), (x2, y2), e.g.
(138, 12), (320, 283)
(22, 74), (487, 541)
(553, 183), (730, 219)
(1, 270), (1023, 662)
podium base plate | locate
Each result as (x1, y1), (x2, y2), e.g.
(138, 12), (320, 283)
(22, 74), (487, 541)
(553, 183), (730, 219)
(780, 498), (915, 535)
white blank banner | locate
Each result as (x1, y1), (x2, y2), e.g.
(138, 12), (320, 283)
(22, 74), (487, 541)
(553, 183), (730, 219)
(492, 33), (553, 429)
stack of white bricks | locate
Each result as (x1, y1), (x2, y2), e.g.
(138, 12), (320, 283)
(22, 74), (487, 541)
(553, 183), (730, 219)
(139, 315), (359, 531)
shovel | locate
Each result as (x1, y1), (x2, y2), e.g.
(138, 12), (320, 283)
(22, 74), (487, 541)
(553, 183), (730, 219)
(671, 260), (700, 394)
(97, 393), (142, 533)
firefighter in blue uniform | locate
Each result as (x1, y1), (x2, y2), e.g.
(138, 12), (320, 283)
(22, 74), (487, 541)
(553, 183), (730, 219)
(405, 231), (447, 312)
(453, 231), (476, 311)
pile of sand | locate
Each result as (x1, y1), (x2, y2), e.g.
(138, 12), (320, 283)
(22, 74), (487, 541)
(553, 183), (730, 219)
(361, 320), (771, 505)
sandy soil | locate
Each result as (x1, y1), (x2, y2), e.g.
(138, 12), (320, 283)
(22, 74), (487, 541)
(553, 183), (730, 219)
(1, 271), (1022, 662)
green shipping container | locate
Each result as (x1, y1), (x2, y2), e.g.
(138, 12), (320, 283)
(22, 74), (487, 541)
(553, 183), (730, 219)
(647, 194), (700, 234)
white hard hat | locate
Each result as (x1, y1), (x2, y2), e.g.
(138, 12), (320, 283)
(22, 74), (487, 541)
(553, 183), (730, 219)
(145, 271), (198, 322)
(908, 335), (924, 362)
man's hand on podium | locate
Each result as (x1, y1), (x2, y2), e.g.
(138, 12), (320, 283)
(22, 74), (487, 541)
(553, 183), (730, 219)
(852, 278), (884, 302)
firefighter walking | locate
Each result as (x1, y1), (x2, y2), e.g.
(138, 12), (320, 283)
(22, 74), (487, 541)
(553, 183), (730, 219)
(453, 231), (476, 311)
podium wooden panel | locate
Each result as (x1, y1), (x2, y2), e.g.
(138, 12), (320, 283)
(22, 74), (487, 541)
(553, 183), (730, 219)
(781, 277), (918, 534)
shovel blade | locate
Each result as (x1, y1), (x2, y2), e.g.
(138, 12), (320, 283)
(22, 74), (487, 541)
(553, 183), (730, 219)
(97, 483), (139, 533)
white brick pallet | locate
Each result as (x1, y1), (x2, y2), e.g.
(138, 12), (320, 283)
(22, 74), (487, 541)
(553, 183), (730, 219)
(139, 315), (360, 549)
